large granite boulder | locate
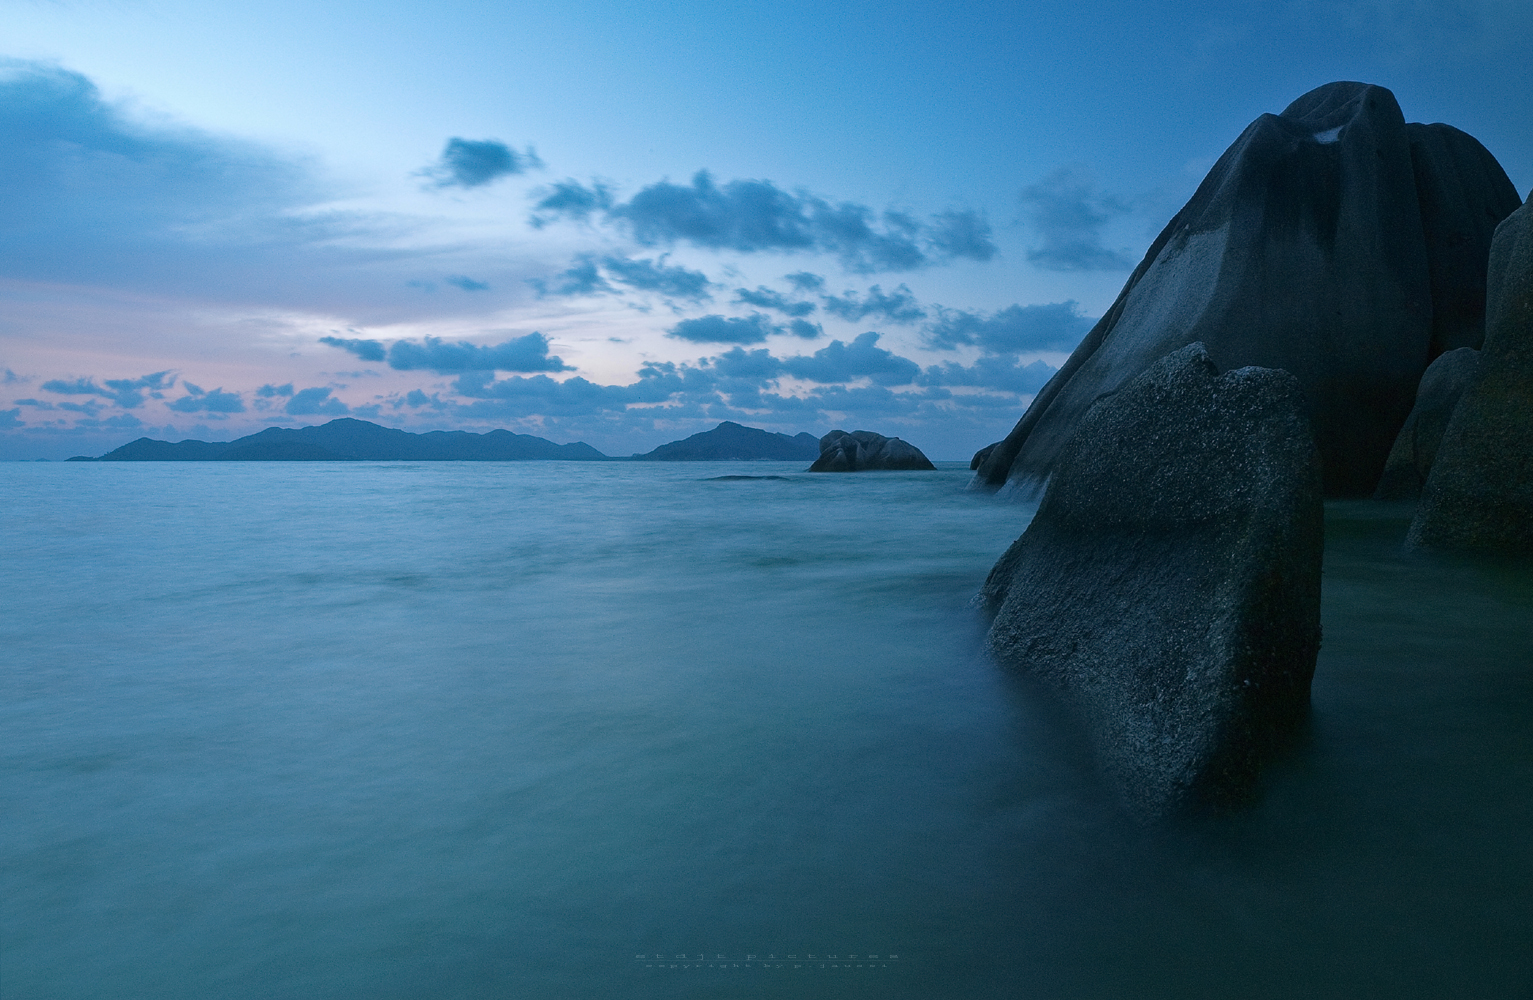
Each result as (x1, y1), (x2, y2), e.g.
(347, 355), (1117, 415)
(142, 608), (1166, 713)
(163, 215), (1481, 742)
(981, 344), (1323, 818)
(974, 82), (1521, 497)
(1407, 192), (1533, 554)
(1373, 347), (1480, 500)
(809, 430), (935, 471)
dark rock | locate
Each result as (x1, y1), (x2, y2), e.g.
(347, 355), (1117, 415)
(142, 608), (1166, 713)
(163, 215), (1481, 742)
(969, 442), (997, 471)
(809, 430), (936, 471)
(1408, 193), (1533, 555)
(1373, 347), (1480, 500)
(87, 418), (607, 461)
(981, 344), (1323, 819)
(634, 422), (820, 461)
(975, 82), (1521, 498)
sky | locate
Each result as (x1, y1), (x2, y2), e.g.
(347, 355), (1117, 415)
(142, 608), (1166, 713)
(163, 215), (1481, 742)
(2, 0), (1529, 460)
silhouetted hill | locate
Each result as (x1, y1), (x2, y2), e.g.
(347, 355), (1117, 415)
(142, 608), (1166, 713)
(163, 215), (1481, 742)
(633, 421), (820, 461)
(69, 418), (608, 461)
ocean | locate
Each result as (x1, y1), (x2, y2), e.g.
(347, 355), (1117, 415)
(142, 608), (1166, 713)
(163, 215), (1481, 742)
(3, 461), (1531, 999)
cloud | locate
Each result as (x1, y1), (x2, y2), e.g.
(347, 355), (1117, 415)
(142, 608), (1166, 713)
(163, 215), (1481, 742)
(785, 271), (824, 291)
(786, 319), (821, 339)
(924, 301), (1094, 353)
(257, 383), (294, 397)
(169, 388), (245, 413)
(3, 368), (28, 384)
(1019, 166), (1135, 271)
(668, 313), (784, 344)
(529, 179), (614, 226)
(39, 371), (174, 408)
(779, 332), (920, 386)
(320, 336), (388, 362)
(926, 209), (998, 262)
(445, 275), (489, 291)
(0, 62), (356, 293)
(530, 171), (997, 273)
(536, 253), (712, 302)
(821, 283), (926, 324)
(285, 387), (349, 416)
(385, 333), (571, 373)
(422, 138), (542, 189)
(597, 254), (712, 300)
(919, 355), (1058, 394)
(702, 332), (918, 387)
(0, 408), (23, 428)
(734, 286), (815, 317)
(540, 254), (611, 296)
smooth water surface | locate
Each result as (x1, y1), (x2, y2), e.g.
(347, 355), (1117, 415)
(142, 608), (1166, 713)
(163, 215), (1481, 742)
(3, 464), (1530, 998)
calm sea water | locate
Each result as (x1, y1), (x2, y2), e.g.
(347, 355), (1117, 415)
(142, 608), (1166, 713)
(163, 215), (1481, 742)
(3, 462), (1531, 999)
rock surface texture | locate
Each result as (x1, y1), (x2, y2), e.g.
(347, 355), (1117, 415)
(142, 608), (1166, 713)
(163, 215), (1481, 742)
(973, 82), (1520, 497)
(1407, 192), (1533, 555)
(1373, 347), (1480, 500)
(809, 430), (936, 471)
(981, 344), (1324, 819)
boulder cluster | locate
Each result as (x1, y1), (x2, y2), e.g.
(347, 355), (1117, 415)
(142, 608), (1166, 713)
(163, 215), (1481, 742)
(809, 430), (935, 471)
(977, 81), (1530, 819)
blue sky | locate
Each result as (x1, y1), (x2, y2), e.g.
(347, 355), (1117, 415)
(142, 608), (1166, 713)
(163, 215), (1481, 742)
(2, 0), (1529, 459)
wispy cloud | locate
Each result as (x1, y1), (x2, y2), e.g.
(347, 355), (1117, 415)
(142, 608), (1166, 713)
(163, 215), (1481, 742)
(924, 301), (1093, 353)
(1019, 166), (1135, 271)
(529, 171), (997, 273)
(821, 283), (926, 324)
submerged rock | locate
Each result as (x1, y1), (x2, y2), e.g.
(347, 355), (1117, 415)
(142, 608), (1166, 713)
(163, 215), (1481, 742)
(809, 430), (935, 471)
(1373, 347), (1480, 500)
(982, 344), (1323, 819)
(1408, 192), (1533, 555)
(974, 82), (1521, 497)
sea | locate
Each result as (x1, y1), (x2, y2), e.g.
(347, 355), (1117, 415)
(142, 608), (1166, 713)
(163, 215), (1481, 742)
(3, 460), (1531, 999)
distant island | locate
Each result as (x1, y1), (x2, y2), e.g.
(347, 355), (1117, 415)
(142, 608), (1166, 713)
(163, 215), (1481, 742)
(632, 421), (820, 461)
(68, 418), (607, 462)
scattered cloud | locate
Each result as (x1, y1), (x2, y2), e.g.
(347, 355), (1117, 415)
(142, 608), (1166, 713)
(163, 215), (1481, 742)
(535, 253), (713, 302)
(529, 171), (997, 273)
(39, 371), (174, 408)
(285, 387), (349, 415)
(734, 286), (816, 317)
(445, 275), (489, 291)
(529, 179), (614, 226)
(821, 283), (926, 324)
(257, 383), (295, 397)
(320, 333), (569, 372)
(924, 301), (1094, 353)
(0, 408), (24, 428)
(1019, 166), (1135, 271)
(383, 333), (571, 373)
(668, 312), (785, 344)
(422, 137), (542, 189)
(169, 388), (245, 413)
(920, 355), (1057, 394)
(319, 336), (387, 362)
(597, 254), (712, 301)
(785, 271), (824, 292)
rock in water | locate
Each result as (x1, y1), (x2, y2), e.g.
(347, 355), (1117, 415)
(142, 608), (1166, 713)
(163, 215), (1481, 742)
(974, 82), (1521, 497)
(1373, 347), (1480, 500)
(981, 344), (1324, 819)
(1408, 193), (1533, 555)
(809, 430), (936, 471)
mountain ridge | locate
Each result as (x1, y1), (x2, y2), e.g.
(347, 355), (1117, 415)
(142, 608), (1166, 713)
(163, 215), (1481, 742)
(68, 418), (609, 461)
